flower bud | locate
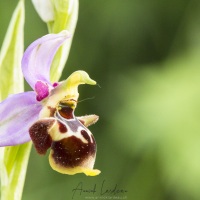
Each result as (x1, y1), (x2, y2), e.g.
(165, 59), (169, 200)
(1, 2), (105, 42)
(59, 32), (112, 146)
(31, 0), (54, 22)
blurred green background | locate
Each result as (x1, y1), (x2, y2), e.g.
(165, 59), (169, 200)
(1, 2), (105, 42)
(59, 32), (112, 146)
(1, 0), (200, 199)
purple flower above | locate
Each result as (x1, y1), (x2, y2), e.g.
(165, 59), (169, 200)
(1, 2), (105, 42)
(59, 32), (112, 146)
(0, 30), (100, 176)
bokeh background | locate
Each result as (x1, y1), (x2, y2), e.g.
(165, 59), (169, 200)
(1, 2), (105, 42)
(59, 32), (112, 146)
(1, 0), (200, 199)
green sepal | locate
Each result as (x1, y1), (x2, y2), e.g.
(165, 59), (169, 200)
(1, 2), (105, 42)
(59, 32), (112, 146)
(48, 0), (79, 82)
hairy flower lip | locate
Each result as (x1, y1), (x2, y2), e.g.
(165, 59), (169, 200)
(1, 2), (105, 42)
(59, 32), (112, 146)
(30, 99), (100, 176)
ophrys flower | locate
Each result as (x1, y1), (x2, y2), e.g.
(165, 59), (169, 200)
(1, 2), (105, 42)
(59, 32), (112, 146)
(0, 30), (100, 176)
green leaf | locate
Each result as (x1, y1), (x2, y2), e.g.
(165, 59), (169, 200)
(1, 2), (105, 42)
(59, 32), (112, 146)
(0, 143), (32, 200)
(0, 1), (32, 200)
(0, 0), (24, 100)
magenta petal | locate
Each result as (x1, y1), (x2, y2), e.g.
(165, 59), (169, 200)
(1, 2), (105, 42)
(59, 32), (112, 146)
(22, 30), (71, 90)
(0, 92), (42, 146)
(35, 81), (49, 101)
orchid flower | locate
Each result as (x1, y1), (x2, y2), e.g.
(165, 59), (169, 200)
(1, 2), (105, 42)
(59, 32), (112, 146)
(0, 30), (100, 176)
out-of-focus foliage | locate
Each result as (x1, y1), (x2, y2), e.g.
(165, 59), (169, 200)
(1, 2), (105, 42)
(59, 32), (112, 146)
(1, 0), (200, 199)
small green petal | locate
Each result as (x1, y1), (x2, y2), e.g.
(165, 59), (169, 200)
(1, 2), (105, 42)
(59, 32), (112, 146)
(77, 115), (99, 127)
